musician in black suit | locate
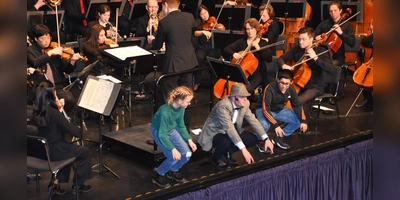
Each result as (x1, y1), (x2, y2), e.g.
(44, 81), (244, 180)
(147, 0), (198, 102)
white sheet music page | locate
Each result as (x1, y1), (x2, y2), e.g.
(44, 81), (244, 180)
(104, 46), (152, 61)
(88, 79), (114, 113)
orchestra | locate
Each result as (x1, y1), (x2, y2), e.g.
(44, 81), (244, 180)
(25, 0), (374, 194)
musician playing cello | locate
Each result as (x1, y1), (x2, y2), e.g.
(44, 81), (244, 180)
(277, 27), (334, 121)
(314, 0), (355, 67)
(223, 18), (273, 99)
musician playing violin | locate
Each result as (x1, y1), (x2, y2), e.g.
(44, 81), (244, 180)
(258, 4), (280, 56)
(224, 18), (273, 96)
(314, 0), (355, 66)
(27, 24), (80, 114)
(193, 5), (222, 91)
(277, 27), (334, 121)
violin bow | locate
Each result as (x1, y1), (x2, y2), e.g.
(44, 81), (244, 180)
(291, 50), (329, 68)
(326, 11), (361, 36)
(250, 40), (285, 53)
(213, 0), (228, 30)
(258, 0), (271, 23)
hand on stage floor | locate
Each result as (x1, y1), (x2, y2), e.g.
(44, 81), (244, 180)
(241, 147), (254, 164)
(264, 139), (274, 155)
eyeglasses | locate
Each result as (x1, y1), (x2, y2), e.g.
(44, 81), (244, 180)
(278, 81), (291, 87)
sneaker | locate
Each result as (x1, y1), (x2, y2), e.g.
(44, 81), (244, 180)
(72, 184), (92, 195)
(166, 170), (186, 183)
(271, 137), (290, 150)
(152, 173), (171, 187)
(256, 140), (271, 153)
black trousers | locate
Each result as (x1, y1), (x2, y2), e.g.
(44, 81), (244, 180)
(211, 131), (259, 160)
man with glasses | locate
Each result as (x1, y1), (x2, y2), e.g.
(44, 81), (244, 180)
(134, 0), (160, 42)
(277, 27), (334, 129)
(255, 69), (308, 150)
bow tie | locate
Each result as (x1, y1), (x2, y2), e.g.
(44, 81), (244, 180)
(234, 107), (242, 110)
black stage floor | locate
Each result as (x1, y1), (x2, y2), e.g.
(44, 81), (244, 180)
(26, 71), (373, 200)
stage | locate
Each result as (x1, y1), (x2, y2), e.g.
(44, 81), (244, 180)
(26, 71), (373, 200)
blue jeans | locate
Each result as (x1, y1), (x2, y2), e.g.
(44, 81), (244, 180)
(151, 127), (192, 175)
(255, 107), (300, 136)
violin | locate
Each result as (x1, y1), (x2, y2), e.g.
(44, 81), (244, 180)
(259, 19), (272, 38)
(202, 16), (226, 31)
(44, 42), (88, 62)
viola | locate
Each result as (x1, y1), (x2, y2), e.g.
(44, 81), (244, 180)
(259, 19), (272, 38)
(202, 16), (226, 31)
(45, 42), (88, 62)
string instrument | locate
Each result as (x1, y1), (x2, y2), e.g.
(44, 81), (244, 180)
(213, 40), (285, 98)
(278, 2), (312, 55)
(45, 42), (88, 62)
(320, 9), (360, 54)
(351, 0), (373, 64)
(353, 57), (373, 90)
(55, 95), (83, 145)
(292, 40), (328, 93)
(228, 0), (258, 8)
(202, 16), (226, 31)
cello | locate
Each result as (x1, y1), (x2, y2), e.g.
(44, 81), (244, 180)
(212, 20), (274, 98)
(353, 57), (373, 90)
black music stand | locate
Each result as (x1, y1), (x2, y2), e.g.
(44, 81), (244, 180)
(77, 75), (122, 179)
(27, 10), (65, 33)
(86, 0), (124, 22)
(179, 0), (202, 16)
(320, 1), (363, 22)
(214, 4), (251, 31)
(128, 0), (162, 21)
(207, 57), (249, 98)
(271, 0), (305, 35)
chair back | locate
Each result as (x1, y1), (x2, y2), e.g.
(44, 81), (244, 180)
(276, 35), (287, 53)
(27, 135), (52, 171)
(344, 37), (361, 53)
(78, 37), (86, 54)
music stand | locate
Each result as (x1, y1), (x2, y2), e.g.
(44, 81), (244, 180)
(86, 0), (124, 22)
(207, 57), (249, 98)
(78, 75), (121, 179)
(128, 0), (162, 21)
(271, 0), (305, 35)
(212, 29), (245, 50)
(320, 1), (363, 22)
(27, 10), (65, 33)
(214, 4), (251, 31)
(179, 0), (202, 16)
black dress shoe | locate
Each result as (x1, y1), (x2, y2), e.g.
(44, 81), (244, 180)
(356, 99), (368, 108)
(223, 152), (238, 166)
(210, 156), (228, 170)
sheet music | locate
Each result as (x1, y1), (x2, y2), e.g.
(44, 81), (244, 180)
(104, 46), (152, 61)
(97, 74), (122, 83)
(78, 78), (115, 114)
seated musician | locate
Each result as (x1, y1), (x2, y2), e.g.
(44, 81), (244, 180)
(255, 69), (308, 150)
(82, 24), (124, 79)
(314, 0), (355, 67)
(87, 4), (118, 40)
(33, 80), (92, 195)
(193, 5), (222, 91)
(258, 3), (280, 56)
(223, 18), (273, 99)
(133, 0), (160, 49)
(277, 27), (334, 123)
(27, 24), (81, 115)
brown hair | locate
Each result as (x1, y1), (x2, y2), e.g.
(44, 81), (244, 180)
(298, 26), (314, 38)
(85, 24), (106, 48)
(259, 4), (275, 19)
(167, 86), (193, 105)
(243, 18), (261, 35)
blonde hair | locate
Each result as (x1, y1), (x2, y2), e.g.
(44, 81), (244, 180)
(167, 86), (193, 104)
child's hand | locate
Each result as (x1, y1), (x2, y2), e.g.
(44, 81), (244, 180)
(188, 139), (197, 152)
(172, 148), (181, 160)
